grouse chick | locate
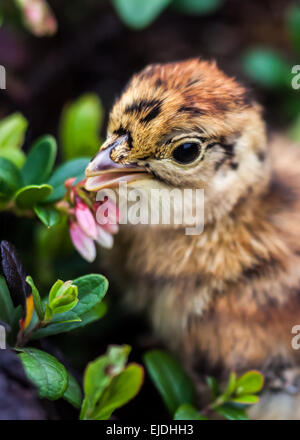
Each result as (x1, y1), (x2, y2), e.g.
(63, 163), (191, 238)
(85, 59), (300, 419)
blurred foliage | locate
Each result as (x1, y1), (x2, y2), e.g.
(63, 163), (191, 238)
(0, 0), (225, 33)
(242, 3), (300, 141)
(173, 0), (223, 15)
(1, 240), (144, 417)
(80, 345), (144, 420)
(144, 350), (264, 420)
(60, 94), (104, 161)
(0, 93), (103, 223)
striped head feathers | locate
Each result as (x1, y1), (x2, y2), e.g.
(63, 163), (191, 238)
(86, 59), (270, 222)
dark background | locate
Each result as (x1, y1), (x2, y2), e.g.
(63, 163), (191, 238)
(0, 0), (299, 420)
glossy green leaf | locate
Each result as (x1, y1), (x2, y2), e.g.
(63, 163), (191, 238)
(242, 49), (291, 89)
(63, 372), (82, 409)
(60, 94), (103, 160)
(223, 372), (237, 400)
(235, 371), (264, 396)
(174, 403), (208, 420)
(231, 394), (259, 405)
(143, 350), (196, 414)
(21, 135), (57, 185)
(19, 348), (68, 400)
(89, 364), (144, 420)
(0, 113), (28, 149)
(14, 184), (53, 208)
(0, 157), (23, 197)
(0, 147), (26, 168)
(112, 0), (171, 29)
(215, 404), (248, 420)
(45, 157), (90, 203)
(34, 205), (62, 228)
(173, 0), (223, 15)
(80, 345), (131, 420)
(32, 274), (108, 338)
(25, 276), (44, 321)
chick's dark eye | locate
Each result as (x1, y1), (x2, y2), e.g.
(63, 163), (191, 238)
(172, 142), (200, 164)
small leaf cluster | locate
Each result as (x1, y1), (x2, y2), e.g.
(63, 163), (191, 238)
(0, 93), (103, 228)
(0, 240), (109, 346)
(18, 344), (144, 417)
(80, 345), (144, 420)
(144, 350), (264, 420)
(0, 241), (144, 417)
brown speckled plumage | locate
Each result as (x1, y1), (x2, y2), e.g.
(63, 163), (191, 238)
(86, 59), (300, 419)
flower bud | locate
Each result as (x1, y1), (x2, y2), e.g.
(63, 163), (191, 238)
(48, 280), (78, 315)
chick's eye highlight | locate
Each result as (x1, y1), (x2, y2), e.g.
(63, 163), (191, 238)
(172, 142), (200, 165)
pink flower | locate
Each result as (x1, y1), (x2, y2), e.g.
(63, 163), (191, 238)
(65, 177), (76, 189)
(94, 199), (120, 242)
(63, 179), (120, 261)
(69, 221), (96, 263)
(75, 198), (98, 240)
(16, 0), (57, 37)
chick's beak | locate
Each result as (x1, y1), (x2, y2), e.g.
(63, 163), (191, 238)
(85, 136), (151, 192)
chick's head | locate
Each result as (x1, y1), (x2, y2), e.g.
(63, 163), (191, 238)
(86, 59), (269, 222)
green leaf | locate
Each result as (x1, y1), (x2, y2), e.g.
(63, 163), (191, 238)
(112, 0), (172, 29)
(32, 274), (108, 338)
(231, 395), (259, 405)
(45, 157), (90, 203)
(222, 372), (237, 400)
(0, 113), (28, 149)
(215, 404), (248, 420)
(19, 348), (68, 400)
(235, 371), (264, 396)
(173, 0), (223, 15)
(242, 49), (291, 89)
(0, 157), (23, 198)
(0, 147), (26, 168)
(25, 276), (44, 321)
(48, 279), (64, 304)
(143, 350), (196, 414)
(60, 94), (103, 160)
(174, 403), (208, 420)
(34, 205), (62, 228)
(21, 135), (57, 185)
(14, 184), (53, 208)
(286, 4), (300, 53)
(89, 364), (144, 420)
(0, 275), (15, 326)
(80, 345), (131, 420)
(63, 372), (82, 409)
